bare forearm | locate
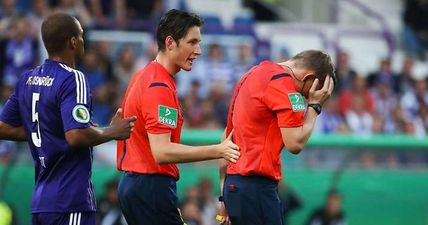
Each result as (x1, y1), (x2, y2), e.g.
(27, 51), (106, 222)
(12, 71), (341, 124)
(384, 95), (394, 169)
(282, 108), (319, 154)
(0, 121), (26, 141)
(155, 143), (221, 164)
(66, 126), (114, 147)
(298, 107), (319, 145)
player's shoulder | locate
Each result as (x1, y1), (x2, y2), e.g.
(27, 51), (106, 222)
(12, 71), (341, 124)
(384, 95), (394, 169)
(49, 63), (87, 88)
(133, 66), (173, 91)
(56, 62), (85, 77)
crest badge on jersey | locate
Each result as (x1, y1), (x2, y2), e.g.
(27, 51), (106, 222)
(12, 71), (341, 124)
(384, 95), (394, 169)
(288, 93), (306, 112)
(158, 105), (177, 128)
(72, 105), (90, 123)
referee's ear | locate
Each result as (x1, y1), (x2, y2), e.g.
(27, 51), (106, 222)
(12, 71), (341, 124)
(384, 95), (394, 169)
(165, 36), (175, 51)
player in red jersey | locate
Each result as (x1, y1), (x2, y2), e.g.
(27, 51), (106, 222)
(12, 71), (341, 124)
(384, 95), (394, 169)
(218, 50), (336, 225)
(116, 9), (240, 225)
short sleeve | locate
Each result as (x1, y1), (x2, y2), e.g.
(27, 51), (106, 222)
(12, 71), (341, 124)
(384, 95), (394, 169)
(141, 85), (178, 134)
(262, 78), (305, 128)
(0, 86), (22, 126)
(59, 70), (92, 132)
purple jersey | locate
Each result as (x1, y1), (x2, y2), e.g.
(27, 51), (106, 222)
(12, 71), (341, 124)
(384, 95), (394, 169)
(0, 59), (96, 213)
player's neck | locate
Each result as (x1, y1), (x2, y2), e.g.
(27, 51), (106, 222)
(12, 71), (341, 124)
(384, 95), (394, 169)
(48, 55), (76, 69)
(155, 52), (180, 76)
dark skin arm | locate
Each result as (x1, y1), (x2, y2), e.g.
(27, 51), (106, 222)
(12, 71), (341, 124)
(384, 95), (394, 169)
(65, 108), (137, 148)
(0, 121), (26, 141)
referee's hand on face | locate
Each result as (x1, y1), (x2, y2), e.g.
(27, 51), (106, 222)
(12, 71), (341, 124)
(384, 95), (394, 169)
(218, 131), (240, 163)
(307, 75), (334, 106)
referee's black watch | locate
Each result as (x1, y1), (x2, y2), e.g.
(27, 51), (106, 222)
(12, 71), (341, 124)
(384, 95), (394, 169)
(218, 196), (224, 202)
(308, 103), (322, 115)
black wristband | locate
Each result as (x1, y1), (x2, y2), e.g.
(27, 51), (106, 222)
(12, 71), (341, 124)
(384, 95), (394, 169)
(218, 196), (224, 202)
(308, 103), (322, 115)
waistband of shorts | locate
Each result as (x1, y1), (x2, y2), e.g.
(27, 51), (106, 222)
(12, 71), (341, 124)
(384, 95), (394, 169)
(226, 174), (278, 185)
(124, 171), (176, 180)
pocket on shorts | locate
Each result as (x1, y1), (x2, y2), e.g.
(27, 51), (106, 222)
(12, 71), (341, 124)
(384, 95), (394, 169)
(224, 182), (242, 217)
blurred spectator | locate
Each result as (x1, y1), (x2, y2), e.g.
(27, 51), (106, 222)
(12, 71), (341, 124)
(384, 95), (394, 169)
(27, 0), (51, 39)
(115, 0), (164, 28)
(414, 105), (428, 135)
(345, 95), (373, 135)
(180, 186), (205, 225)
(305, 190), (347, 225)
(0, 0), (18, 39)
(97, 179), (127, 225)
(182, 80), (207, 128)
(400, 79), (428, 118)
(277, 47), (290, 62)
(370, 75), (398, 133)
(389, 104), (422, 135)
(198, 177), (218, 225)
(372, 112), (385, 134)
(188, 43), (234, 99)
(339, 76), (374, 116)
(314, 96), (349, 134)
(181, 186), (200, 204)
(208, 82), (229, 127)
(233, 43), (255, 84)
(52, 0), (93, 28)
(114, 45), (136, 93)
(402, 0), (428, 60)
(278, 182), (302, 225)
(79, 49), (106, 89)
(334, 50), (356, 93)
(367, 58), (398, 89)
(135, 42), (158, 69)
(93, 40), (114, 80)
(395, 56), (415, 95)
(181, 199), (204, 225)
(88, 0), (114, 28)
(1, 16), (38, 86)
(26, 0), (50, 62)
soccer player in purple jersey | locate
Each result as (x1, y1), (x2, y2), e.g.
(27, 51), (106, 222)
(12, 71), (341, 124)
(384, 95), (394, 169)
(0, 13), (136, 225)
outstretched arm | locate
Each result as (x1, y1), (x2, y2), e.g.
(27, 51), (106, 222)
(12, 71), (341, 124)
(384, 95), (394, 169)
(65, 108), (136, 148)
(148, 131), (239, 164)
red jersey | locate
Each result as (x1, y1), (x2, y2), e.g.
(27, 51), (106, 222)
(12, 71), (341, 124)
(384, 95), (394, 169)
(225, 61), (305, 181)
(117, 61), (183, 180)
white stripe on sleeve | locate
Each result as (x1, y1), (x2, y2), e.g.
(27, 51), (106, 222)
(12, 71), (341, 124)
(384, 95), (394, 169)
(69, 213), (74, 225)
(78, 71), (87, 104)
(74, 72), (81, 104)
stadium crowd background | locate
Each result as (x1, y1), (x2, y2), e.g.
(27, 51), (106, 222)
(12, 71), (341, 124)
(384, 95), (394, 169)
(0, 0), (428, 225)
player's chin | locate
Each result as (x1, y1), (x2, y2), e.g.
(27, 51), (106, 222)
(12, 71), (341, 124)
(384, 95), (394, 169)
(181, 62), (193, 71)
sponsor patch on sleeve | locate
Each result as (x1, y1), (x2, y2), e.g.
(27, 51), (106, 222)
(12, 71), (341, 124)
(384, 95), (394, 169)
(158, 105), (178, 128)
(72, 105), (90, 123)
(287, 93), (306, 112)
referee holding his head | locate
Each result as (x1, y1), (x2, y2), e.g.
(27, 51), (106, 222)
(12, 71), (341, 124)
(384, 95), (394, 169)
(218, 50), (336, 225)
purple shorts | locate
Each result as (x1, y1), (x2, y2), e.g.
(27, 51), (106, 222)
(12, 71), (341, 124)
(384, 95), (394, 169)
(32, 212), (96, 225)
